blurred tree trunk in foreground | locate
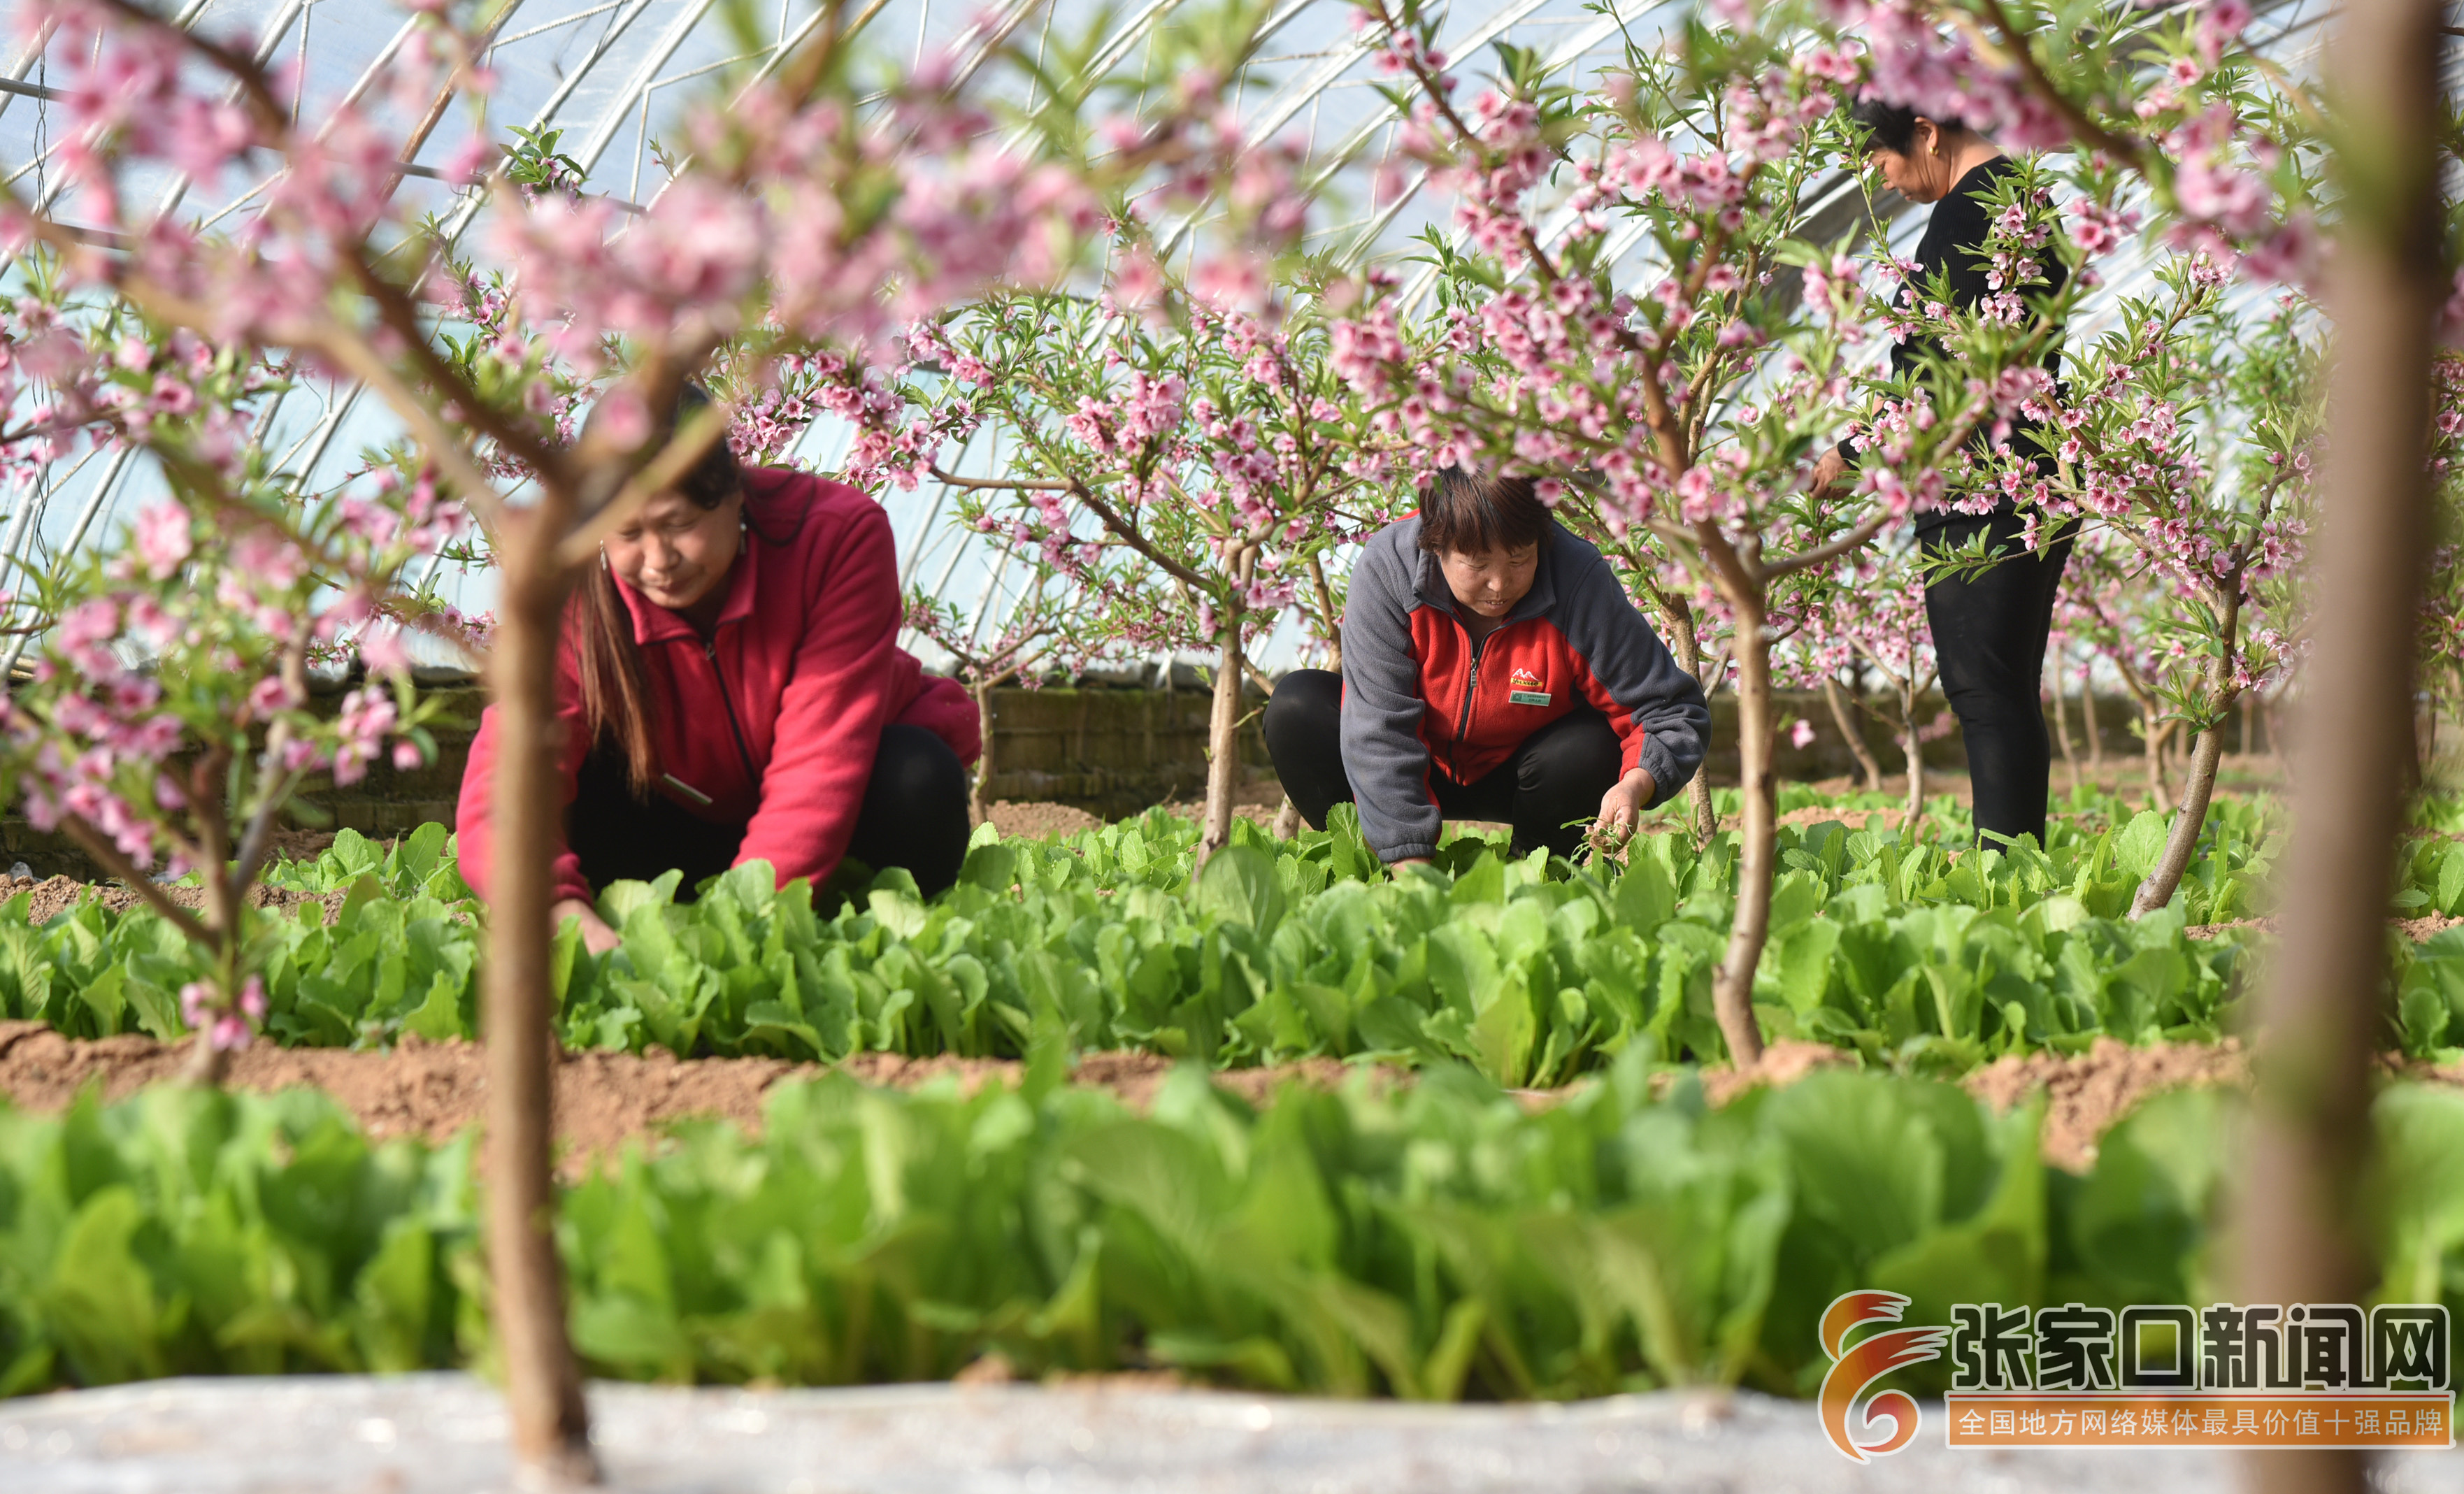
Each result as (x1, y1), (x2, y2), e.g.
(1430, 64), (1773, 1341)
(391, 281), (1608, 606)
(2235, 2), (2446, 1494)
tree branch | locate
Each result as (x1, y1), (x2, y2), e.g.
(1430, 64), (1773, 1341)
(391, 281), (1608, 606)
(1761, 505), (1898, 582)
(294, 321), (510, 529)
(57, 815), (214, 949)
(929, 464), (1075, 491)
(1967, 0), (2145, 167)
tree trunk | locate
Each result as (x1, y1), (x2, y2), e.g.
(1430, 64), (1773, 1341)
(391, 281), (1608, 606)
(2051, 673), (2081, 792)
(1307, 553), (1343, 675)
(1707, 592), (1772, 1070)
(2142, 708), (2172, 810)
(2235, 3), (2442, 1494)
(2130, 721), (2228, 919)
(483, 542), (598, 1488)
(971, 679), (996, 826)
(1198, 621), (1245, 866)
(2133, 597), (2244, 919)
(1824, 675), (1886, 793)
(1899, 684), (1925, 835)
(1665, 605), (1719, 843)
(182, 1027), (231, 1085)
(2081, 671), (2105, 773)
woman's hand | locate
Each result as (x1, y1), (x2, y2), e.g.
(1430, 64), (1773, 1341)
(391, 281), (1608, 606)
(1389, 856), (1433, 875)
(1598, 767), (1659, 837)
(1810, 445), (1850, 497)
(552, 896), (623, 955)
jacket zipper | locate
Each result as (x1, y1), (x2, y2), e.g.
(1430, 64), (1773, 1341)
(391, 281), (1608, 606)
(1451, 617), (1491, 781)
(703, 635), (759, 785)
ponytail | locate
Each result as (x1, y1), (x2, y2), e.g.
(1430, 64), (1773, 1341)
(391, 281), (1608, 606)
(571, 559), (661, 795)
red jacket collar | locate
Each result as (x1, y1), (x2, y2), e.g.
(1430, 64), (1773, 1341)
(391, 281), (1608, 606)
(615, 527), (760, 646)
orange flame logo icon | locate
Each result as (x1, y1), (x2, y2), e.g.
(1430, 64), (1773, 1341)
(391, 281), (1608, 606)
(1818, 1291), (1949, 1462)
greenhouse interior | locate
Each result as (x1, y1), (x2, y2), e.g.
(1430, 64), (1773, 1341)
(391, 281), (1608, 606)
(0, 0), (2460, 1487)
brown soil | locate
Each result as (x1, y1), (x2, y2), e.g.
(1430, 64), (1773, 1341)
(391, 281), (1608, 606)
(1696, 1037), (1863, 1105)
(0, 1014), (2440, 1181)
(984, 800), (1103, 840)
(984, 791), (1292, 840)
(1775, 805), (1914, 831)
(15, 874), (349, 926)
(2184, 912), (2463, 944)
(1963, 1036), (2251, 1172)
(1793, 772), (1976, 810)
(264, 827), (338, 862)
(1696, 1035), (2328, 1174)
(1151, 776), (1289, 828)
(0, 1023), (1371, 1178)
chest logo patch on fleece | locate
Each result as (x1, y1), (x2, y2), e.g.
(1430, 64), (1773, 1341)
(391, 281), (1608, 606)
(1507, 666), (1552, 707)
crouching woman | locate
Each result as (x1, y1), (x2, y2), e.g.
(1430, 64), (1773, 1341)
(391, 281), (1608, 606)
(455, 392), (980, 950)
(1265, 468), (1710, 865)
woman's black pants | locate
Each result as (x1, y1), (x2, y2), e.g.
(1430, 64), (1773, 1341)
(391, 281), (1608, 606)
(1922, 511), (2075, 850)
(565, 724), (972, 900)
(1263, 669), (1623, 861)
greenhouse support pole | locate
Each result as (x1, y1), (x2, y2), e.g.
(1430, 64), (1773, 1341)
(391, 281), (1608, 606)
(2235, 3), (2444, 1494)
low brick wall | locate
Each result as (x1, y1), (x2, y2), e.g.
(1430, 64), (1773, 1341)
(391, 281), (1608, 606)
(0, 680), (2214, 879)
(975, 684), (1271, 817)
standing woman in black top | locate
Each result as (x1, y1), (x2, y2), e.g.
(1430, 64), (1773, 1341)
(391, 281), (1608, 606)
(1810, 99), (2073, 849)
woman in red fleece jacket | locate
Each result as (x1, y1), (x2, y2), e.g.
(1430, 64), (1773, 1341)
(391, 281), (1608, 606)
(454, 391), (980, 951)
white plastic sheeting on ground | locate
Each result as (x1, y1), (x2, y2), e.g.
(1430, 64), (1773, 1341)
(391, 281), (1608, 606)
(7, 1374), (2464, 1493)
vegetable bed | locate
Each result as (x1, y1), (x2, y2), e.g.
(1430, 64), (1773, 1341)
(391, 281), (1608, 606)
(11, 784), (2464, 1088)
(10, 1049), (2464, 1401)
(0, 786), (2321, 1080)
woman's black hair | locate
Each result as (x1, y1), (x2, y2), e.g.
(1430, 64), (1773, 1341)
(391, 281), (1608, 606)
(571, 382), (746, 796)
(1848, 97), (1971, 156)
(1418, 466), (1552, 555)
(664, 382), (745, 509)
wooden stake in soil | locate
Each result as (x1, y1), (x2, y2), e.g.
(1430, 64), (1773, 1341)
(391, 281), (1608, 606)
(2234, 5), (2444, 1494)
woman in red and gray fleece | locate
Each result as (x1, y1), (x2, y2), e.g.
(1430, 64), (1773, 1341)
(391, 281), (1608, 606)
(455, 387), (980, 950)
(1266, 468), (1710, 865)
